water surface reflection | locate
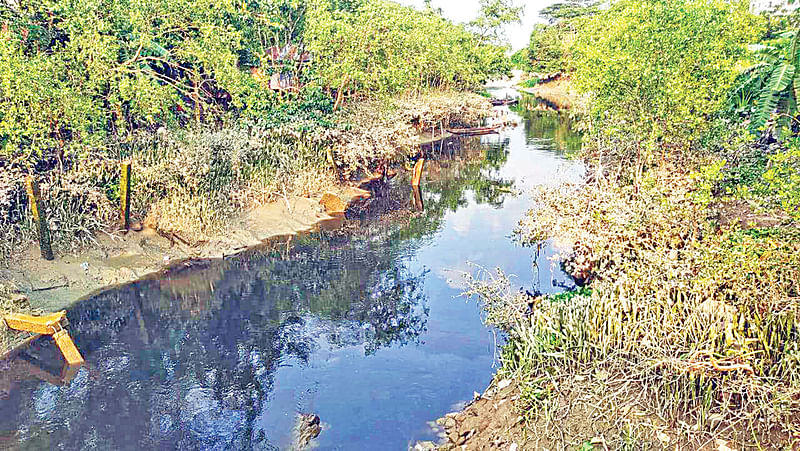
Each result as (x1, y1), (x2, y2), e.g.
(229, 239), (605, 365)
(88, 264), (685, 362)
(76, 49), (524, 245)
(0, 94), (582, 450)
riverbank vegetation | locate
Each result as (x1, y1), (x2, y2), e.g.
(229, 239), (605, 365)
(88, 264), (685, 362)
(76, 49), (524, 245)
(470, 0), (800, 448)
(0, 0), (510, 258)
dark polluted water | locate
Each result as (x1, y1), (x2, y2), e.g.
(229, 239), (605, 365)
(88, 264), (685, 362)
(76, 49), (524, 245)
(0, 93), (583, 450)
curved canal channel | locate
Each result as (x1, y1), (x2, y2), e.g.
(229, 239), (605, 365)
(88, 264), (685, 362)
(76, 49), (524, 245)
(0, 92), (583, 450)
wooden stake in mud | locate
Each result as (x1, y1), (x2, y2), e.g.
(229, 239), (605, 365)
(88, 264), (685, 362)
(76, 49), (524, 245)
(120, 161), (132, 230)
(25, 175), (54, 261)
(412, 158), (425, 187)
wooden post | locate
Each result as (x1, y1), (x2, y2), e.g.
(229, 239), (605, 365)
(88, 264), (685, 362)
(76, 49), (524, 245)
(120, 161), (131, 230)
(4, 311), (84, 366)
(412, 158), (425, 187)
(25, 176), (54, 261)
(52, 329), (84, 366)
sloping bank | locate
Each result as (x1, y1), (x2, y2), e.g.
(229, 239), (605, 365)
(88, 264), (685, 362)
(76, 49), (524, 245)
(427, 125), (800, 448)
(441, 167), (799, 449)
(0, 90), (492, 357)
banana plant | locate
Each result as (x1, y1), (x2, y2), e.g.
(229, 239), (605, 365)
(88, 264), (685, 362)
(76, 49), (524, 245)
(735, 28), (800, 135)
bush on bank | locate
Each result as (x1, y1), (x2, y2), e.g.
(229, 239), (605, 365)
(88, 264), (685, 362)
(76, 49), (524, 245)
(571, 0), (762, 165)
(468, 0), (800, 447)
(0, 0), (505, 257)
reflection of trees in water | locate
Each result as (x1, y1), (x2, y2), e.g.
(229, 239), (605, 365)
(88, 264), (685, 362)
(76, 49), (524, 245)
(355, 136), (514, 247)
(513, 95), (582, 154)
(1, 133), (517, 450)
(0, 230), (430, 450)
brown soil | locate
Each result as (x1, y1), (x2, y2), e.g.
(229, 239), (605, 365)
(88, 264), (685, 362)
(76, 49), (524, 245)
(714, 198), (789, 228)
(425, 367), (778, 450)
(430, 379), (531, 450)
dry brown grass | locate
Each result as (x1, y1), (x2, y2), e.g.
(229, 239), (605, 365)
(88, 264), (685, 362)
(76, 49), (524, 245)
(466, 163), (800, 449)
(332, 90), (491, 176)
(0, 90), (492, 256)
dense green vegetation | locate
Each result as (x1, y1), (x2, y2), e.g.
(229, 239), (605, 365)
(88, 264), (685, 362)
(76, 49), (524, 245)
(471, 0), (800, 448)
(572, 0), (761, 160)
(0, 0), (509, 256)
(520, 0), (595, 73)
(0, 0), (508, 160)
(305, 0), (511, 96)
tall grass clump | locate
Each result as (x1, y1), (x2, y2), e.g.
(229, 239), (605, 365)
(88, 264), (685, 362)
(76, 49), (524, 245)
(127, 124), (334, 243)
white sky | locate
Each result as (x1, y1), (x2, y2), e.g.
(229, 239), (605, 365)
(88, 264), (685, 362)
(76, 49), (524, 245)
(395, 0), (558, 50)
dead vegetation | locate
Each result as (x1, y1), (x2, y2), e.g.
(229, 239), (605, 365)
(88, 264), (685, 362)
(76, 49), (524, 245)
(466, 163), (800, 449)
(0, 90), (491, 257)
(332, 90), (491, 177)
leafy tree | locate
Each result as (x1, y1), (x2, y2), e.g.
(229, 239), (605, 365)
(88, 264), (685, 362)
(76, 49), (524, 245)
(0, 0), (283, 160)
(527, 23), (573, 73)
(540, 0), (597, 24)
(522, 1), (595, 74)
(510, 48), (532, 71)
(468, 0), (523, 45)
(304, 0), (510, 95)
(570, 0), (762, 160)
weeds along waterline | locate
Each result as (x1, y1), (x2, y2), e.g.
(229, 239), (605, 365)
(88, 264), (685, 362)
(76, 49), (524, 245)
(465, 164), (800, 448)
(0, 91), (492, 259)
(0, 124), (332, 255)
(125, 124), (336, 244)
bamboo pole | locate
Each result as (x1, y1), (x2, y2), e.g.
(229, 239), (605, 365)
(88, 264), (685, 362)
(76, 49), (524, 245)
(25, 176), (54, 261)
(120, 161), (131, 230)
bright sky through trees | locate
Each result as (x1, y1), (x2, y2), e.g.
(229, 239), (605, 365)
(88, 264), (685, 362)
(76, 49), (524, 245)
(397, 0), (558, 49)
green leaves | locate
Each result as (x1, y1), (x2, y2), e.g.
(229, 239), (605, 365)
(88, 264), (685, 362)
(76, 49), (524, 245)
(752, 62), (796, 131)
(468, 0), (523, 45)
(571, 0), (762, 158)
(0, 0), (299, 160)
(305, 0), (509, 95)
(732, 29), (800, 135)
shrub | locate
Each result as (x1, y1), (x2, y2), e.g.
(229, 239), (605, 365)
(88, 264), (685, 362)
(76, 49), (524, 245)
(764, 141), (800, 220)
(304, 0), (510, 96)
(570, 0), (762, 164)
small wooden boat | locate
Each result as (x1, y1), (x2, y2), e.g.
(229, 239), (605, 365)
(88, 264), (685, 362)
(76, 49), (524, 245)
(446, 124), (501, 136)
(490, 98), (518, 106)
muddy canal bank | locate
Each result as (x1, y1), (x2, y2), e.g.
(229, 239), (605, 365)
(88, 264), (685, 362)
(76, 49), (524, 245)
(0, 92), (582, 450)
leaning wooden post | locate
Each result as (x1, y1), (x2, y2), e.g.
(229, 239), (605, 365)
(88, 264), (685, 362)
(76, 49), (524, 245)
(4, 311), (85, 366)
(120, 161), (131, 230)
(25, 175), (54, 261)
(412, 158), (425, 187)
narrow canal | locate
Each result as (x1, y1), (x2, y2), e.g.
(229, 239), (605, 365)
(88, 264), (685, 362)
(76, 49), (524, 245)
(0, 92), (582, 450)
